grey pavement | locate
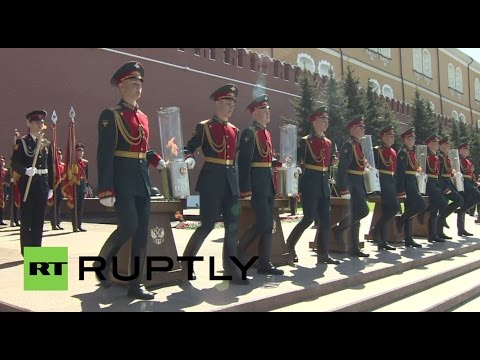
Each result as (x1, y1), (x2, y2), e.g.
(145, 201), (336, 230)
(1, 211), (479, 312)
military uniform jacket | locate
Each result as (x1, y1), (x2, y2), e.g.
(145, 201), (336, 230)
(77, 158), (88, 191)
(238, 121), (276, 197)
(184, 115), (239, 196)
(298, 132), (335, 198)
(97, 100), (162, 199)
(438, 151), (455, 192)
(396, 146), (419, 196)
(426, 149), (440, 183)
(11, 133), (54, 194)
(337, 136), (366, 195)
(374, 144), (397, 184)
(460, 156), (477, 191)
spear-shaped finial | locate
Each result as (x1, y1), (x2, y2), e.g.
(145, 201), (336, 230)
(51, 110), (58, 124)
(69, 106), (76, 120)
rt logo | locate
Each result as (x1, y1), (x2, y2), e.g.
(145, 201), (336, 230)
(24, 247), (68, 291)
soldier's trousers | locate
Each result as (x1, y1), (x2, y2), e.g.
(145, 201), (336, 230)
(50, 187), (63, 227)
(97, 193), (150, 286)
(438, 188), (463, 232)
(373, 175), (400, 244)
(399, 186), (427, 238)
(183, 186), (240, 277)
(19, 180), (48, 256)
(286, 190), (331, 260)
(238, 191), (274, 267)
(426, 180), (448, 240)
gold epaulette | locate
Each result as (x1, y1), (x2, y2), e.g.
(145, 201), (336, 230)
(200, 119), (211, 125)
(301, 135), (309, 140)
(108, 105), (122, 112)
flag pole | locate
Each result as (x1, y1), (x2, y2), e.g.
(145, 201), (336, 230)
(69, 106), (78, 231)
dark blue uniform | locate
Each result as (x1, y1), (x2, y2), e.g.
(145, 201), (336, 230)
(425, 149), (448, 242)
(286, 132), (338, 263)
(372, 144), (399, 249)
(333, 136), (370, 256)
(437, 150), (463, 236)
(11, 132), (53, 255)
(457, 153), (480, 235)
(237, 120), (283, 274)
(182, 116), (242, 279)
(395, 146), (427, 246)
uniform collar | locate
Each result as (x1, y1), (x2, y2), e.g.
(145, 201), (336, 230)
(312, 131), (325, 139)
(213, 115), (229, 125)
(253, 121), (266, 130)
(350, 136), (360, 143)
(119, 99), (139, 111)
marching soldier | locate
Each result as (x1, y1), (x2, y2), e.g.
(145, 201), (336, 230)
(371, 125), (398, 251)
(395, 128), (426, 247)
(49, 148), (65, 230)
(181, 84), (249, 284)
(437, 136), (464, 238)
(11, 110), (54, 256)
(457, 143), (480, 236)
(423, 134), (447, 243)
(332, 115), (370, 257)
(237, 94), (284, 275)
(0, 156), (7, 225)
(96, 61), (166, 300)
(285, 106), (340, 265)
(74, 143), (88, 232)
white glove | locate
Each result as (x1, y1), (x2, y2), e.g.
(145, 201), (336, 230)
(100, 196), (116, 207)
(398, 194), (406, 199)
(157, 159), (167, 170)
(185, 157), (195, 170)
(25, 167), (37, 177)
(296, 167), (302, 175)
(47, 189), (54, 199)
(341, 193), (351, 199)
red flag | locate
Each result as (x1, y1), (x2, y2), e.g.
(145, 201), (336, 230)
(61, 121), (78, 209)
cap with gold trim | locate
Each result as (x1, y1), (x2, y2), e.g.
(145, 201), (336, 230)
(26, 110), (47, 122)
(110, 61), (144, 87)
(346, 114), (365, 129)
(380, 124), (394, 136)
(425, 133), (440, 145)
(309, 106), (328, 122)
(209, 84), (238, 101)
(246, 94), (270, 112)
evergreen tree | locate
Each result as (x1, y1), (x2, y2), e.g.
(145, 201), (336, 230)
(325, 68), (347, 150)
(364, 80), (398, 147)
(342, 65), (365, 120)
(437, 119), (446, 138)
(450, 119), (460, 145)
(458, 121), (469, 144)
(411, 90), (437, 144)
(282, 69), (318, 137)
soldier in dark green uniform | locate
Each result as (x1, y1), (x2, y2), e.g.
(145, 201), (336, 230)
(457, 142), (480, 236)
(181, 84), (249, 284)
(395, 128), (426, 247)
(74, 143), (88, 232)
(371, 125), (398, 251)
(96, 61), (166, 300)
(424, 134), (447, 243)
(11, 110), (54, 256)
(437, 136), (464, 239)
(285, 106), (340, 265)
(332, 115), (370, 257)
(237, 94), (284, 275)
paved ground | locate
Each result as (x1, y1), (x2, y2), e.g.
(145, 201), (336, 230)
(1, 211), (479, 312)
